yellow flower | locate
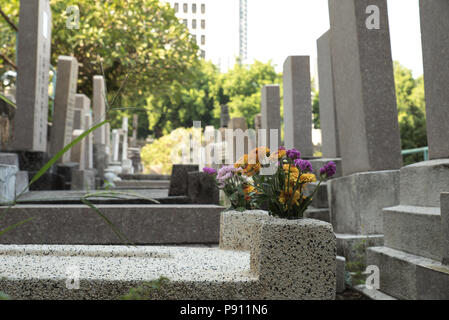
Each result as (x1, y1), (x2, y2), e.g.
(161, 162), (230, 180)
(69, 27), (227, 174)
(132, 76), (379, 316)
(300, 173), (317, 184)
(248, 147), (270, 164)
(235, 154), (248, 169)
(243, 184), (256, 201)
(283, 164), (300, 183)
(279, 189), (301, 207)
(269, 149), (286, 161)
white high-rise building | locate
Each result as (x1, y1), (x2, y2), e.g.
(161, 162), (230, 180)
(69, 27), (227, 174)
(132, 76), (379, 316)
(164, 0), (240, 71)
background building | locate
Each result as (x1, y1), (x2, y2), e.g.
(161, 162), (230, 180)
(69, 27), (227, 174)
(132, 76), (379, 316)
(164, 0), (240, 71)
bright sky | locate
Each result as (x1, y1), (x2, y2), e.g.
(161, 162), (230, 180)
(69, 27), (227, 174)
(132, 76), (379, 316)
(247, 0), (423, 76)
(207, 0), (423, 77)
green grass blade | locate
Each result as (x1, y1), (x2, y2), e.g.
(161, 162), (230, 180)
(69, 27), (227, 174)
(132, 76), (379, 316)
(81, 197), (133, 246)
(27, 120), (109, 189)
(0, 217), (33, 237)
(0, 92), (16, 109)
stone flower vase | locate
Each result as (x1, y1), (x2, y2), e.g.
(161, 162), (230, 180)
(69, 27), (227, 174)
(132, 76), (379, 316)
(220, 210), (337, 299)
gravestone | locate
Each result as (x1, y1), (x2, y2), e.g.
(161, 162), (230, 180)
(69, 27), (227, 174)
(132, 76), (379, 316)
(367, 1), (449, 300)
(0, 164), (17, 203)
(84, 111), (94, 169)
(131, 114), (138, 147)
(254, 114), (262, 131)
(121, 117), (129, 162)
(420, 0), (449, 159)
(13, 0), (52, 152)
(261, 85), (281, 148)
(227, 118), (250, 163)
(317, 31), (340, 158)
(74, 94), (90, 130)
(111, 129), (120, 162)
(220, 105), (230, 128)
(70, 130), (85, 170)
(328, 0), (402, 176)
(187, 171), (219, 204)
(327, 0), (401, 263)
(50, 56), (79, 162)
(92, 76), (107, 178)
(169, 164), (199, 197)
(283, 56), (313, 157)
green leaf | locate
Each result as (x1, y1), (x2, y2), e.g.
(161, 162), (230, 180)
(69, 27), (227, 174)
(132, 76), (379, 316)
(0, 92), (16, 109)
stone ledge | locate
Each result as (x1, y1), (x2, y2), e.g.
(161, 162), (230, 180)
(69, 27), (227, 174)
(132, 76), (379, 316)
(0, 205), (224, 245)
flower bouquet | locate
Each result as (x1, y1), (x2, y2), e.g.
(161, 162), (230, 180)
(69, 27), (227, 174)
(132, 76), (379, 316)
(204, 147), (336, 219)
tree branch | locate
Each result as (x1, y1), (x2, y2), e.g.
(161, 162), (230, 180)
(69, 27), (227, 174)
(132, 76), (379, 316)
(0, 6), (18, 32)
(0, 52), (17, 70)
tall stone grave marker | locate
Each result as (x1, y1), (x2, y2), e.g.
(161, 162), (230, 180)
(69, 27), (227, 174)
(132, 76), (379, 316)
(328, 0), (402, 176)
(50, 56), (79, 162)
(92, 76), (107, 145)
(220, 105), (230, 128)
(317, 31), (340, 158)
(261, 85), (281, 148)
(420, 0), (449, 159)
(283, 56), (313, 157)
(14, 0), (52, 152)
(327, 0), (402, 261)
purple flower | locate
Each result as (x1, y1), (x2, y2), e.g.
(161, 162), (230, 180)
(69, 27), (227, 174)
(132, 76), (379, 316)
(279, 146), (286, 151)
(295, 159), (313, 172)
(203, 167), (217, 175)
(320, 161), (337, 178)
(286, 148), (301, 160)
(216, 165), (237, 186)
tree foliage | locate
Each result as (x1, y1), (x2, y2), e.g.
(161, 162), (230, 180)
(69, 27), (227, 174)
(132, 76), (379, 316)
(0, 0), (199, 135)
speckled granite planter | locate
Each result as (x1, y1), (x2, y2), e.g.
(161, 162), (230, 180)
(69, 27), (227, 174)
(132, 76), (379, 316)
(219, 210), (271, 251)
(0, 213), (337, 300)
(250, 217), (337, 299)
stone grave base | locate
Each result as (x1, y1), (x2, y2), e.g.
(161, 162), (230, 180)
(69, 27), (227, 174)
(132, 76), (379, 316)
(328, 169), (400, 235)
(113, 180), (170, 189)
(0, 214), (336, 300)
(0, 205), (223, 245)
(367, 246), (449, 300)
(336, 233), (384, 263)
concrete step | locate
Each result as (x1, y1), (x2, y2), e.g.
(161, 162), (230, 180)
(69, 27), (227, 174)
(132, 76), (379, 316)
(335, 233), (384, 263)
(367, 246), (449, 300)
(383, 205), (442, 261)
(0, 204), (224, 245)
(399, 159), (449, 207)
(305, 207), (330, 223)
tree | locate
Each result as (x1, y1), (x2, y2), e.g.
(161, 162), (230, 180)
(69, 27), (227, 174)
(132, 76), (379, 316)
(0, 0), (200, 136)
(394, 61), (427, 164)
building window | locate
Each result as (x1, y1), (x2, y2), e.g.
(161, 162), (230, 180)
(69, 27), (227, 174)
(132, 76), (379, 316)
(201, 35), (205, 45)
(201, 20), (205, 29)
(183, 19), (188, 27)
(192, 35), (197, 42)
(201, 4), (206, 14)
(183, 3), (188, 13)
(174, 3), (179, 12)
(192, 19), (197, 29)
(192, 4), (197, 13)
(201, 50), (205, 58)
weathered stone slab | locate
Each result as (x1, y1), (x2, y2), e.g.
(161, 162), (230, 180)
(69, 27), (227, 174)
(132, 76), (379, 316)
(74, 94), (90, 130)
(328, 0), (402, 175)
(0, 153), (19, 167)
(15, 171), (29, 195)
(261, 85), (281, 147)
(0, 164), (17, 203)
(283, 56), (313, 157)
(329, 170), (400, 234)
(383, 205), (441, 261)
(50, 56), (79, 162)
(70, 130), (85, 170)
(399, 159), (449, 207)
(14, 0), (52, 152)
(169, 164), (199, 196)
(420, 0), (449, 159)
(336, 256), (346, 294)
(442, 193), (449, 265)
(336, 233), (384, 264)
(92, 76), (107, 145)
(306, 182), (328, 208)
(56, 162), (79, 190)
(71, 169), (96, 191)
(317, 31), (340, 158)
(304, 207), (330, 223)
(0, 204), (223, 245)
(367, 246), (449, 300)
(187, 172), (219, 205)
